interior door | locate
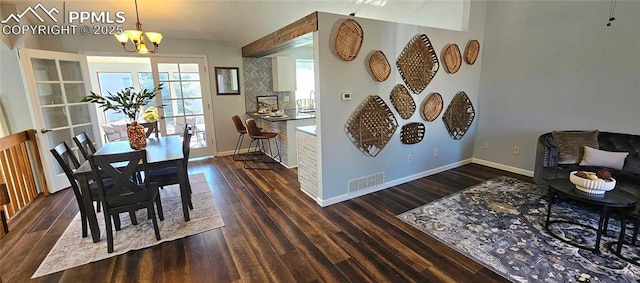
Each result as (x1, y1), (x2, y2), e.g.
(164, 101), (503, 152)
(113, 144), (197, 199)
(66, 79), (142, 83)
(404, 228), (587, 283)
(19, 48), (99, 193)
(150, 57), (215, 157)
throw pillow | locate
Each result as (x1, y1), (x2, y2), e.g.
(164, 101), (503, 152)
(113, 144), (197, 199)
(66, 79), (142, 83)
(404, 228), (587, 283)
(579, 146), (629, 170)
(552, 130), (599, 164)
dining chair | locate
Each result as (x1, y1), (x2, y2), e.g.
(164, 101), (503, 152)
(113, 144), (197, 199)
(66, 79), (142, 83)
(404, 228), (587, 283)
(127, 121), (159, 138)
(73, 132), (97, 161)
(145, 124), (193, 209)
(50, 141), (101, 237)
(88, 150), (164, 253)
(244, 118), (281, 170)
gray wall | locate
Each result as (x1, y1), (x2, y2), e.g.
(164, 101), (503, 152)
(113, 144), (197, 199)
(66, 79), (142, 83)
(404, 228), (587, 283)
(473, 1), (640, 173)
(9, 34), (245, 155)
(316, 3), (486, 203)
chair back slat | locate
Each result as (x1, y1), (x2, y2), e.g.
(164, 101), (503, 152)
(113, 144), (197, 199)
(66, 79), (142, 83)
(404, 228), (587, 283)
(50, 142), (82, 197)
(73, 132), (97, 160)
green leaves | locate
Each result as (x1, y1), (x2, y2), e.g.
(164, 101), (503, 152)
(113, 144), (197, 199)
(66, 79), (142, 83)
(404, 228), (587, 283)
(82, 84), (163, 121)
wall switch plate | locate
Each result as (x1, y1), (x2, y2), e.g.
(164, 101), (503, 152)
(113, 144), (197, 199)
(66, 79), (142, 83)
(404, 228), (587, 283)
(283, 96), (290, 102)
(513, 146), (520, 155)
(484, 141), (489, 149)
(433, 148), (438, 157)
(341, 92), (352, 101)
(407, 154), (412, 162)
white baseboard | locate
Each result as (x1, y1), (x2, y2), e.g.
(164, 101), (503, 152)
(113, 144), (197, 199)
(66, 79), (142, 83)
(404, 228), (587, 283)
(216, 148), (251, 157)
(471, 158), (534, 177)
(318, 159), (473, 207)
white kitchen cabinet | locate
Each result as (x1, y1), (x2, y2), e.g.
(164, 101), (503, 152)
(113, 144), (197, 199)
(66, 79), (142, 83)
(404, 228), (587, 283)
(272, 56), (296, 92)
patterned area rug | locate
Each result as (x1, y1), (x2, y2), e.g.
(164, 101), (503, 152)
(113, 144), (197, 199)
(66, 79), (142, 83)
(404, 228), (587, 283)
(32, 173), (224, 278)
(398, 176), (640, 283)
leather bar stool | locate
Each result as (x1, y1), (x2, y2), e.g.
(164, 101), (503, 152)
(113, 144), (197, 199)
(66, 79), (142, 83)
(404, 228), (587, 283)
(232, 115), (262, 161)
(243, 118), (281, 170)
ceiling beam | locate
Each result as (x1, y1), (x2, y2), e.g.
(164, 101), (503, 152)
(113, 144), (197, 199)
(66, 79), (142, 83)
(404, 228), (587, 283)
(242, 12), (318, 58)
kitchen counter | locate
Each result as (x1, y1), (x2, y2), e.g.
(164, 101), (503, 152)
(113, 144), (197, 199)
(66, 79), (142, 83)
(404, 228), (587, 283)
(247, 109), (315, 122)
(296, 125), (316, 136)
(246, 111), (315, 168)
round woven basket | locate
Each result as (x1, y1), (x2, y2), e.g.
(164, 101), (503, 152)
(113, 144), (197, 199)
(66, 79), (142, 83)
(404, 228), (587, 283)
(369, 50), (391, 82)
(421, 92), (443, 122)
(334, 19), (364, 61)
(442, 44), (462, 74)
(464, 40), (480, 65)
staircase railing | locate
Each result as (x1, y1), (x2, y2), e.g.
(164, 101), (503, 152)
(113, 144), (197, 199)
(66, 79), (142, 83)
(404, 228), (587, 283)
(0, 129), (47, 238)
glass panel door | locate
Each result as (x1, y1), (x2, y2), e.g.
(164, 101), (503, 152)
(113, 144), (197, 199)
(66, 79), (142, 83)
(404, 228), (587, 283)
(19, 49), (99, 193)
(150, 57), (215, 157)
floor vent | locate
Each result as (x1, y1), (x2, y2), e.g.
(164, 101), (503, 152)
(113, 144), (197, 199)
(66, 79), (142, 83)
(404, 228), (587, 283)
(348, 172), (384, 193)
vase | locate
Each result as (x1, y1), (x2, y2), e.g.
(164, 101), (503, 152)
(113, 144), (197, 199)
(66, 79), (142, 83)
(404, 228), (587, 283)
(127, 121), (147, 149)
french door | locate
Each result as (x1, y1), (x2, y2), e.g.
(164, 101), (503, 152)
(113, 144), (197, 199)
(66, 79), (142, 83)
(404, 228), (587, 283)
(19, 48), (99, 193)
(150, 57), (215, 157)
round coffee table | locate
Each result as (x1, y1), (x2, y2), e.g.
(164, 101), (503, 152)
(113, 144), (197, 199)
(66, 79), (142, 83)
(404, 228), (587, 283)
(545, 178), (636, 253)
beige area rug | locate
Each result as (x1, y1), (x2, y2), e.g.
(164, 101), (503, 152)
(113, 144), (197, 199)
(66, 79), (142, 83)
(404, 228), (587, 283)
(32, 173), (224, 278)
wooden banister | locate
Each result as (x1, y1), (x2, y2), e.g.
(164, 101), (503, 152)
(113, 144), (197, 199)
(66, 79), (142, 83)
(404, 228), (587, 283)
(0, 129), (47, 238)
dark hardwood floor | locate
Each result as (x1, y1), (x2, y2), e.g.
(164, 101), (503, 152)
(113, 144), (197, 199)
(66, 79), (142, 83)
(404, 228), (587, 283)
(0, 156), (533, 282)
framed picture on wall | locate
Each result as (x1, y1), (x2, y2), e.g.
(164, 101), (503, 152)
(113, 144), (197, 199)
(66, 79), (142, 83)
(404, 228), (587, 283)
(257, 95), (279, 113)
(214, 67), (240, 95)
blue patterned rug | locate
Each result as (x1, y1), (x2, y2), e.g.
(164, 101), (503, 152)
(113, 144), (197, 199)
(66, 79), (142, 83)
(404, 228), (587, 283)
(397, 176), (640, 283)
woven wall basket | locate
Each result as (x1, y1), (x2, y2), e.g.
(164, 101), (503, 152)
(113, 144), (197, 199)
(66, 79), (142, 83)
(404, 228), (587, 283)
(396, 34), (440, 94)
(334, 19), (364, 61)
(345, 95), (398, 157)
(421, 92), (443, 122)
(368, 50), (391, 82)
(442, 91), (475, 140)
(464, 40), (480, 65)
(390, 84), (415, 120)
(442, 44), (462, 74)
(400, 122), (426, 145)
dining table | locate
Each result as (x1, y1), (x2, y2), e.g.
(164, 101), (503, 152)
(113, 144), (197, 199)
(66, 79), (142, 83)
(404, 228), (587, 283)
(74, 135), (191, 243)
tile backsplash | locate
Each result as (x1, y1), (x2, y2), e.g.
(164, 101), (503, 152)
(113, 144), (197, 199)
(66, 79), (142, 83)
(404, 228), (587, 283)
(243, 57), (295, 113)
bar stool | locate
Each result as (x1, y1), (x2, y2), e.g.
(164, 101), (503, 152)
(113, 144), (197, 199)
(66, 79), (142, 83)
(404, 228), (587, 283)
(244, 118), (281, 170)
(232, 115), (263, 161)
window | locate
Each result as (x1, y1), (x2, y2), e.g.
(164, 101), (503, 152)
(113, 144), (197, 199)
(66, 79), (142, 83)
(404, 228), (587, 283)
(295, 59), (315, 109)
(96, 72), (167, 122)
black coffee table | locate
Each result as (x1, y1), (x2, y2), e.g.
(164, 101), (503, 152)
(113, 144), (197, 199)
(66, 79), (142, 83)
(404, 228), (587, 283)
(545, 178), (636, 253)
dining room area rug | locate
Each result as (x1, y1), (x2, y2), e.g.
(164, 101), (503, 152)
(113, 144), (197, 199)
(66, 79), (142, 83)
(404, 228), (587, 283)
(32, 173), (224, 278)
(397, 176), (640, 283)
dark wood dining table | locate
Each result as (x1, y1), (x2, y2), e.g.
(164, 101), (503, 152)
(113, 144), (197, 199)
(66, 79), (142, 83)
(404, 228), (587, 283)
(74, 135), (191, 243)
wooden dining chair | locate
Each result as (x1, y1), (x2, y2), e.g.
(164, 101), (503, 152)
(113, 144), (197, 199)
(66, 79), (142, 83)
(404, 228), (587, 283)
(50, 141), (101, 237)
(73, 132), (97, 161)
(145, 124), (193, 209)
(88, 150), (164, 253)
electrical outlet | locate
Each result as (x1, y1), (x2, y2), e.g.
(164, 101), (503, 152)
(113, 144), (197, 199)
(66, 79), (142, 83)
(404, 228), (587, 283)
(283, 96), (290, 102)
(236, 98), (242, 104)
(513, 146), (520, 155)
(433, 148), (438, 157)
(407, 154), (413, 162)
(484, 141), (489, 149)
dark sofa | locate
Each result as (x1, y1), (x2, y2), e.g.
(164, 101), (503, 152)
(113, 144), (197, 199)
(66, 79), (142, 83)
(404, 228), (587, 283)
(534, 131), (640, 199)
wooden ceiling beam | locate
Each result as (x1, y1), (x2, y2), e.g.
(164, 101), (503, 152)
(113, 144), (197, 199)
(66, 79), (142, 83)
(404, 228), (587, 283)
(242, 12), (318, 57)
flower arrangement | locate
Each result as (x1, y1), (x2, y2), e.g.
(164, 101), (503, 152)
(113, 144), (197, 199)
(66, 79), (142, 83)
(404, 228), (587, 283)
(81, 84), (163, 121)
(142, 107), (159, 122)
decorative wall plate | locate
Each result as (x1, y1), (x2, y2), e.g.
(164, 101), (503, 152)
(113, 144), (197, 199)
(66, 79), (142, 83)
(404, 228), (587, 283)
(368, 50), (391, 82)
(390, 84), (416, 120)
(400, 122), (426, 145)
(334, 19), (364, 61)
(442, 44), (462, 74)
(442, 91), (475, 140)
(345, 95), (398, 157)
(421, 92), (443, 122)
(396, 34), (440, 94)
(464, 40), (480, 65)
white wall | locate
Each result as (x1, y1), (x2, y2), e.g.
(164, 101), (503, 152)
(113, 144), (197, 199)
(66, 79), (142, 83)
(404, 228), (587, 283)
(14, 34), (246, 155)
(473, 1), (640, 173)
(315, 3), (486, 204)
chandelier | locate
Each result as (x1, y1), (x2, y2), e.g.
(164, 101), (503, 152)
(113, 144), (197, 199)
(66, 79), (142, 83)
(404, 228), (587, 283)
(114, 0), (162, 54)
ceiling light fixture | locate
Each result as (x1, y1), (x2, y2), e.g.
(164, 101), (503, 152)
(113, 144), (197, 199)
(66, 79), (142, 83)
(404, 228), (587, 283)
(114, 0), (162, 54)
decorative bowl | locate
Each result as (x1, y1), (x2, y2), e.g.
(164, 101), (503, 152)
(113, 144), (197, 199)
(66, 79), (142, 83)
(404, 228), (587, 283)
(569, 171), (616, 194)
